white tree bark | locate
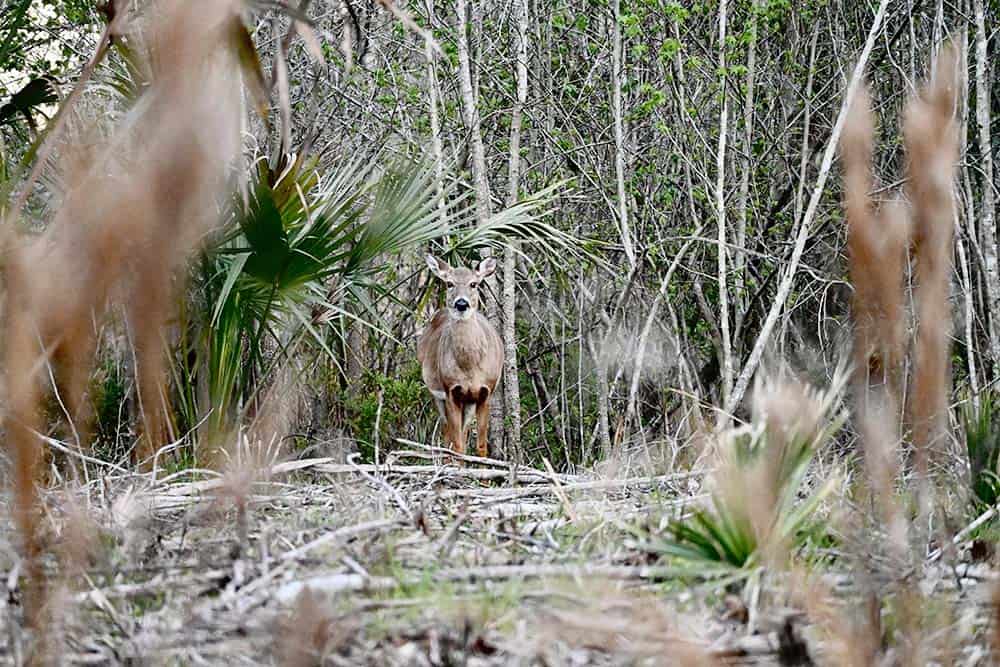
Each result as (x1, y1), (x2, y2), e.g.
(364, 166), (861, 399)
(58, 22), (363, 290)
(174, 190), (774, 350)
(425, 0), (445, 228)
(715, 0), (733, 407)
(501, 0), (529, 459)
(974, 0), (1000, 366)
(612, 0), (636, 268)
(958, 14), (980, 398)
(455, 0), (492, 230)
(456, 0), (503, 454)
(733, 0), (757, 339)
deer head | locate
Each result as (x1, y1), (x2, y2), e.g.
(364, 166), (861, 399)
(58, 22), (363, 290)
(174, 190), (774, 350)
(426, 254), (496, 320)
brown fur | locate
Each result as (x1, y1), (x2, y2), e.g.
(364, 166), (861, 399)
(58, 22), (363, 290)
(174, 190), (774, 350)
(418, 256), (503, 457)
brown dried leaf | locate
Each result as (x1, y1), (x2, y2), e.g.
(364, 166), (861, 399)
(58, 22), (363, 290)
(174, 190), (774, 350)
(230, 15), (269, 119)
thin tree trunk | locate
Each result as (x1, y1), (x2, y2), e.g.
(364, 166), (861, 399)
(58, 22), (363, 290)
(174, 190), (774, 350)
(715, 0), (733, 408)
(794, 26), (820, 225)
(590, 335), (613, 459)
(501, 0), (529, 461)
(959, 238), (980, 399)
(733, 0), (757, 341)
(456, 0), (491, 230)
(425, 0), (445, 228)
(958, 14), (981, 399)
(612, 0), (636, 268)
(974, 0), (1000, 367)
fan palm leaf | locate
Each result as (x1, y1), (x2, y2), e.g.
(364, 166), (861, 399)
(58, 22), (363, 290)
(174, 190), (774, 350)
(183, 147), (584, 440)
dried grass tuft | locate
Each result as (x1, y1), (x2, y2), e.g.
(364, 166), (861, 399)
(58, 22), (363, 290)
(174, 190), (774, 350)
(534, 586), (714, 665)
(3, 0), (244, 631)
(833, 46), (962, 666)
(274, 588), (346, 666)
(841, 86), (910, 438)
(905, 45), (959, 477)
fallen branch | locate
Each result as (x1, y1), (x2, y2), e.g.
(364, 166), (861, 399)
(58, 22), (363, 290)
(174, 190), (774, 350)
(394, 438), (584, 481)
(927, 504), (998, 563)
(279, 518), (402, 564)
(433, 470), (705, 500)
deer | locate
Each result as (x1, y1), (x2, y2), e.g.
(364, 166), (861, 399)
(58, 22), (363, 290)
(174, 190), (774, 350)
(418, 254), (504, 459)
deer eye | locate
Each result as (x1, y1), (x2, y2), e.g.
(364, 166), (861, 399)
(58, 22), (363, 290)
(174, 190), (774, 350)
(445, 282), (455, 289)
(470, 282), (478, 289)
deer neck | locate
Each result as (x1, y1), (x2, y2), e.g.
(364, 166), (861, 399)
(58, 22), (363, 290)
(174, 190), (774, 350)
(447, 316), (487, 368)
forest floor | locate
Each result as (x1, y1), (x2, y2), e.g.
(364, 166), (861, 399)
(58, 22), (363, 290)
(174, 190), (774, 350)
(0, 440), (996, 665)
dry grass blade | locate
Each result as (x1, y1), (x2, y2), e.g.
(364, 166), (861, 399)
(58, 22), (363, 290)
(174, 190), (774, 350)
(841, 85), (909, 433)
(840, 79), (910, 556)
(294, 20), (325, 64)
(905, 45), (959, 476)
(3, 0), (244, 637)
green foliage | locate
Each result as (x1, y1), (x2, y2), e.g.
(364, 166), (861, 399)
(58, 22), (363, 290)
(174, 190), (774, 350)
(0, 76), (57, 126)
(177, 147), (575, 447)
(90, 358), (132, 460)
(186, 152), (453, 437)
(347, 364), (429, 461)
(962, 390), (1000, 512)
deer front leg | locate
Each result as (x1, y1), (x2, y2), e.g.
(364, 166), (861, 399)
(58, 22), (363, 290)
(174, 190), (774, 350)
(475, 397), (491, 459)
(434, 397), (449, 449)
(445, 392), (465, 456)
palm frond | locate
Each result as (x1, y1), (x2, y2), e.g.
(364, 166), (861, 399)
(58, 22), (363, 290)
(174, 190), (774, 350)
(963, 389), (1000, 510)
(447, 181), (604, 268)
(181, 149), (593, 441)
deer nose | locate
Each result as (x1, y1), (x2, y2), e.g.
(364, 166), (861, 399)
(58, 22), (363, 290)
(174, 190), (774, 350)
(454, 298), (469, 312)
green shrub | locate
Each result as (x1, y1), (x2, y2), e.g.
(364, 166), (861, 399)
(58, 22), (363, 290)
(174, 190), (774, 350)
(346, 364), (431, 461)
(962, 390), (1000, 512)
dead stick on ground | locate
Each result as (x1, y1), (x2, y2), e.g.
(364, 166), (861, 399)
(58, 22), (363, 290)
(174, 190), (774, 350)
(543, 457), (578, 522)
(927, 505), (997, 563)
(279, 518), (401, 563)
(434, 470), (706, 500)
(347, 452), (412, 518)
(395, 438), (582, 480)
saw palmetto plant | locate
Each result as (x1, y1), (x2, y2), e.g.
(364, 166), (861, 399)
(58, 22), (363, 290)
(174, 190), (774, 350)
(173, 149), (582, 452)
(179, 152), (453, 438)
(643, 371), (844, 572)
(962, 389), (1000, 513)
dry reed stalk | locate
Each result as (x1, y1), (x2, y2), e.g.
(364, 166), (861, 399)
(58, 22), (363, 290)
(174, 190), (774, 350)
(788, 567), (879, 666)
(904, 45), (959, 480)
(841, 86), (910, 437)
(840, 78), (912, 560)
(3, 248), (47, 631)
(3, 0), (243, 634)
(833, 47), (960, 666)
(534, 585), (714, 665)
(275, 588), (341, 666)
(991, 580), (1000, 662)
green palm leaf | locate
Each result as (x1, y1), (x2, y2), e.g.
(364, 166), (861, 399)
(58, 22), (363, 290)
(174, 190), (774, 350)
(181, 148), (586, 442)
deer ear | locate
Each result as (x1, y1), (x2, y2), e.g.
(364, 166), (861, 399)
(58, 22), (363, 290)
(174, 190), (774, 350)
(426, 254), (451, 280)
(476, 256), (497, 278)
